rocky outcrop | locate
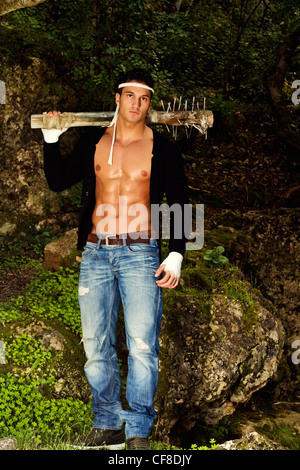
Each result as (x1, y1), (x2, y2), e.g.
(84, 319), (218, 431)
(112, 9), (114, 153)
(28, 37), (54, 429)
(0, 438), (18, 450)
(237, 402), (300, 450)
(155, 278), (284, 442)
(1, 57), (53, 224)
(44, 228), (80, 271)
(217, 431), (287, 450)
(0, 56), (79, 233)
(153, 207), (299, 444)
(227, 208), (300, 396)
(235, 209), (299, 341)
(11, 320), (91, 402)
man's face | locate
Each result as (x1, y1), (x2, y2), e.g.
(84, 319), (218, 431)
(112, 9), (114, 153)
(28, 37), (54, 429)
(116, 82), (152, 124)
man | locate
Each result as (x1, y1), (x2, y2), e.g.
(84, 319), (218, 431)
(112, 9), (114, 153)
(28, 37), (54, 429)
(42, 69), (189, 450)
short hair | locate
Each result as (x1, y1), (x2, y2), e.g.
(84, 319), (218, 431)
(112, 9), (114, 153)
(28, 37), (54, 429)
(116, 68), (154, 98)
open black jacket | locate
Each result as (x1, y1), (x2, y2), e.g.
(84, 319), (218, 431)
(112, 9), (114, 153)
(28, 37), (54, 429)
(43, 127), (189, 256)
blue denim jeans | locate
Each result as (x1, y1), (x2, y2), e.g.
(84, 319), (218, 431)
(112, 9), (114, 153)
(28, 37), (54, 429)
(78, 234), (162, 439)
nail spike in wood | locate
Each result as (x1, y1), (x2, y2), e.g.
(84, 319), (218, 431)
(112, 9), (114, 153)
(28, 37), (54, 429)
(178, 96), (182, 111)
(172, 125), (178, 140)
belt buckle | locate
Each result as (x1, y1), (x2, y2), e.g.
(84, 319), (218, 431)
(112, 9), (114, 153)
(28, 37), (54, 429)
(105, 235), (111, 246)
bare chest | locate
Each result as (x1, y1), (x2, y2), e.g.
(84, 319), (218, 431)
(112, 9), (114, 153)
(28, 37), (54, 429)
(94, 131), (153, 183)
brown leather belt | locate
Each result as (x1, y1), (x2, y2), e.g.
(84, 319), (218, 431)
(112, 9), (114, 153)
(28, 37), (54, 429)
(87, 231), (153, 246)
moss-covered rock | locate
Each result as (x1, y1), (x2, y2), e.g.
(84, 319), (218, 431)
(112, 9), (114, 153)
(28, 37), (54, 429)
(155, 247), (285, 444)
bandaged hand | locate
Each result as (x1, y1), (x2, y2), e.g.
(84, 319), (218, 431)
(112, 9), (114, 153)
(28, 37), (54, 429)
(41, 111), (71, 143)
(155, 251), (183, 289)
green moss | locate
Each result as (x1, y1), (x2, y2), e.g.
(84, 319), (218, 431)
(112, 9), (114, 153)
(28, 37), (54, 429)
(162, 229), (260, 338)
(203, 226), (244, 252)
(62, 248), (83, 270)
(256, 421), (300, 450)
(219, 276), (259, 331)
(180, 265), (213, 291)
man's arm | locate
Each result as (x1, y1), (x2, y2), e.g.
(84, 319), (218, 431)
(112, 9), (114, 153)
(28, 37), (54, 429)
(155, 139), (190, 289)
(42, 111), (85, 192)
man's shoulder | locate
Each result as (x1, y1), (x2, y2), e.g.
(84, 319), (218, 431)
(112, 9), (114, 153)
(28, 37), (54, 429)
(152, 129), (180, 156)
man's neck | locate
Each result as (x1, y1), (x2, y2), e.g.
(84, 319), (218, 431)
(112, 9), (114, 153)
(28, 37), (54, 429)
(115, 116), (147, 144)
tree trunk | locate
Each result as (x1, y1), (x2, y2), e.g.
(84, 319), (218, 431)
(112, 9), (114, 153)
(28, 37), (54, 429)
(267, 26), (300, 154)
(0, 0), (46, 16)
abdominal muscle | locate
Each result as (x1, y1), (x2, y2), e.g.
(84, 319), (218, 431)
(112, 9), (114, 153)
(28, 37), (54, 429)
(91, 181), (152, 236)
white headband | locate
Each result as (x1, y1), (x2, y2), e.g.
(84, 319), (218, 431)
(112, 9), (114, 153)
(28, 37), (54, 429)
(118, 82), (154, 94)
(107, 82), (154, 165)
